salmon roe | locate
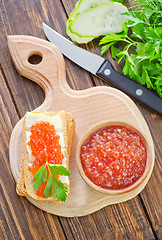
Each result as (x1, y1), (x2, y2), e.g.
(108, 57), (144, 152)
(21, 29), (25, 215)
(80, 126), (147, 190)
(28, 122), (63, 197)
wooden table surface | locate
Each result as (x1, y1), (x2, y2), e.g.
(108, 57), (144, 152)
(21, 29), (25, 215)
(0, 0), (161, 239)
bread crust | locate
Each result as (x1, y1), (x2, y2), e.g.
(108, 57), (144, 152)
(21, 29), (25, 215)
(16, 111), (75, 203)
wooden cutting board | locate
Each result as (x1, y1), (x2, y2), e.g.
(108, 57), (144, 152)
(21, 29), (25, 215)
(8, 35), (154, 217)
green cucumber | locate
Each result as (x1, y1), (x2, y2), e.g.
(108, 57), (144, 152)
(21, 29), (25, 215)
(69, 3), (128, 38)
(66, 28), (94, 43)
(69, 0), (111, 18)
(66, 0), (111, 43)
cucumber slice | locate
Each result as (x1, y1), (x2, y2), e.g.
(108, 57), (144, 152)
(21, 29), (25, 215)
(69, 3), (128, 38)
(66, 0), (111, 43)
(66, 27), (94, 43)
(69, 0), (111, 19)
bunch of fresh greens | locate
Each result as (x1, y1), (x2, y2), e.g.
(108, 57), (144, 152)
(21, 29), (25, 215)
(100, 0), (162, 97)
(33, 161), (70, 202)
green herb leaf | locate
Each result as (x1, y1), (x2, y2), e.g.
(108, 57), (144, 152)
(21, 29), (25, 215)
(144, 27), (159, 40)
(100, 33), (127, 44)
(52, 176), (68, 202)
(101, 42), (115, 55)
(33, 162), (70, 201)
(44, 173), (53, 197)
(50, 165), (70, 176)
(111, 45), (121, 60)
(123, 12), (144, 26)
(132, 23), (146, 41)
(33, 165), (47, 190)
(122, 57), (130, 76)
(142, 66), (154, 89)
(155, 77), (162, 98)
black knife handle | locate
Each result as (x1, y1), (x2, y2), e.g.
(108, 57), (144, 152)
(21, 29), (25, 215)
(97, 60), (162, 116)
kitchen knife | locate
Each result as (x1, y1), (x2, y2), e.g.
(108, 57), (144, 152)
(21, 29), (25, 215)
(43, 23), (162, 116)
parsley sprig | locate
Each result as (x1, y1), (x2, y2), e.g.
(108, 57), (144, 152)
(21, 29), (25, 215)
(99, 0), (162, 97)
(33, 161), (70, 202)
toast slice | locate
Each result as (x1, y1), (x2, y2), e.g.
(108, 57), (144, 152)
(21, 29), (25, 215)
(16, 111), (75, 203)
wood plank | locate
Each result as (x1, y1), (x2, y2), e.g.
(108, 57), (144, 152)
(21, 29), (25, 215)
(0, 66), (66, 240)
(139, 112), (162, 238)
(59, 198), (155, 240)
(0, 0), (45, 116)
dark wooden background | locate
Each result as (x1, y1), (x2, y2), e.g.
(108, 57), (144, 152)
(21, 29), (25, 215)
(0, 0), (161, 239)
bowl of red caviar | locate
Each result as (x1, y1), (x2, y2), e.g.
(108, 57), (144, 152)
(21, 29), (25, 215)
(76, 121), (152, 195)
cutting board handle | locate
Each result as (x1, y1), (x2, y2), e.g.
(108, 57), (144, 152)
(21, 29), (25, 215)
(7, 35), (71, 109)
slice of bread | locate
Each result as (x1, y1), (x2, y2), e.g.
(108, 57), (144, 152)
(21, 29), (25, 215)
(16, 111), (75, 203)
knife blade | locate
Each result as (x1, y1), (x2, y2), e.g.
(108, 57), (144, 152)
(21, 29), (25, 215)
(43, 23), (162, 116)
